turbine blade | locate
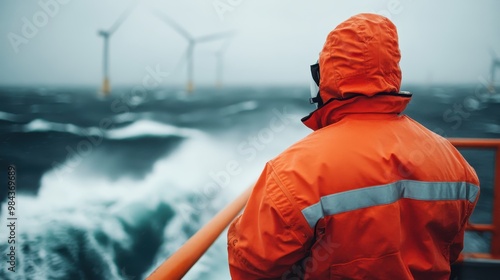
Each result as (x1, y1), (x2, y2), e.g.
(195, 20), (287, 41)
(151, 9), (192, 41)
(195, 31), (235, 43)
(108, 0), (139, 35)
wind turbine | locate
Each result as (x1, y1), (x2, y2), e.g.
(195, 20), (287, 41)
(489, 49), (500, 92)
(98, 1), (138, 96)
(215, 38), (233, 88)
(152, 10), (235, 93)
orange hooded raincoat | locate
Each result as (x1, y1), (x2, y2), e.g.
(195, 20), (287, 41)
(227, 13), (479, 279)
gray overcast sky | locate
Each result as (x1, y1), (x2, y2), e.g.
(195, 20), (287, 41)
(1, 0), (499, 87)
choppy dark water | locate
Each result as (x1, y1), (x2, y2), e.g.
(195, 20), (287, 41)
(0, 85), (499, 279)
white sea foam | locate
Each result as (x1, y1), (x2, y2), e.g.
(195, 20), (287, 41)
(23, 119), (95, 135)
(0, 111), (22, 122)
(483, 123), (500, 134)
(21, 118), (201, 140)
(112, 112), (151, 123)
(487, 93), (500, 103)
(218, 101), (258, 116)
(106, 119), (200, 139)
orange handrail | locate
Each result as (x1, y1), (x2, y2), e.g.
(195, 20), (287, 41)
(449, 138), (500, 260)
(147, 138), (500, 279)
(147, 186), (253, 280)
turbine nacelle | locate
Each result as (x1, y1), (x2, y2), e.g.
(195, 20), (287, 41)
(98, 30), (110, 38)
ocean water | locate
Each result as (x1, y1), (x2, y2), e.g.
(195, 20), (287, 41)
(0, 85), (499, 279)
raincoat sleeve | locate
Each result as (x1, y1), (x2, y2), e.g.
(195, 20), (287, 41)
(227, 162), (314, 279)
(449, 164), (480, 264)
(449, 192), (479, 264)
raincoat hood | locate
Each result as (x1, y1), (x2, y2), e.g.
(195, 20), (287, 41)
(303, 13), (409, 130)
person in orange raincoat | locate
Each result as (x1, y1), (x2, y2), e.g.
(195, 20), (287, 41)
(227, 13), (480, 279)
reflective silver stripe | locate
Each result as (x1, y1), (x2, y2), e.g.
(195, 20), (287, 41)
(301, 180), (479, 228)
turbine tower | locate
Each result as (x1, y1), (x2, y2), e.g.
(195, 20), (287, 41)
(98, 1), (138, 96)
(490, 50), (500, 92)
(215, 38), (233, 88)
(152, 10), (234, 93)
